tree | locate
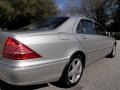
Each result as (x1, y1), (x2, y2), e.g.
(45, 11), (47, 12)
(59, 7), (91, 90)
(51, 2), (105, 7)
(64, 0), (106, 18)
(114, 0), (120, 31)
(63, 0), (81, 16)
(83, 0), (106, 20)
(94, 0), (107, 26)
(82, 0), (117, 28)
(0, 0), (58, 30)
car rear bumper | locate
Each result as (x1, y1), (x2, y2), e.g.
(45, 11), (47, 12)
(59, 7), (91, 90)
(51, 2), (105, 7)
(0, 59), (68, 86)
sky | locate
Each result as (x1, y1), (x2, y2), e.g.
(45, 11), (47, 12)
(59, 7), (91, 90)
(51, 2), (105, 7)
(55, 0), (82, 10)
(55, 0), (67, 10)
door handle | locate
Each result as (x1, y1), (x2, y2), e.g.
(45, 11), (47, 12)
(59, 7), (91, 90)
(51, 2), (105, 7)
(58, 32), (69, 40)
(81, 36), (87, 39)
(81, 37), (87, 39)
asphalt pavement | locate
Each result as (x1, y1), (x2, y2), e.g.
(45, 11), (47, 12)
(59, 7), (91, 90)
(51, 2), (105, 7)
(0, 41), (120, 90)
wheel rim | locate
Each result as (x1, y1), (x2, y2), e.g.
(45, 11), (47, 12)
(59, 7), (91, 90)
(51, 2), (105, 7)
(112, 46), (116, 56)
(68, 58), (82, 84)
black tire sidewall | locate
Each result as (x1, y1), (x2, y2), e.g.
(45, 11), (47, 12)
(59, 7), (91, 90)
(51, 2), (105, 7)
(64, 55), (84, 87)
(112, 45), (116, 57)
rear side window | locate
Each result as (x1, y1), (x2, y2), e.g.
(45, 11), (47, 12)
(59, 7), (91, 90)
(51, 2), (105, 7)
(80, 19), (96, 34)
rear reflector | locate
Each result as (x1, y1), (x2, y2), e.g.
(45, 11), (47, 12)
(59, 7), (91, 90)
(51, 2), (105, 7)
(3, 37), (41, 60)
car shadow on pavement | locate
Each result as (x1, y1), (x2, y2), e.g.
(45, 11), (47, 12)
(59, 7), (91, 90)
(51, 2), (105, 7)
(0, 80), (49, 90)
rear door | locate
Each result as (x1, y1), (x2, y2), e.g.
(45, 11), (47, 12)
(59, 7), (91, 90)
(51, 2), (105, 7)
(75, 19), (107, 64)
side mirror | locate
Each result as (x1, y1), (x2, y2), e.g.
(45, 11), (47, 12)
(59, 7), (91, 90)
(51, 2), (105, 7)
(105, 32), (109, 36)
(106, 32), (114, 37)
(110, 32), (114, 37)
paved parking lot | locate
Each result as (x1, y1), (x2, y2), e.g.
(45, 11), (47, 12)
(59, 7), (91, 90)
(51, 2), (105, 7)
(0, 41), (120, 90)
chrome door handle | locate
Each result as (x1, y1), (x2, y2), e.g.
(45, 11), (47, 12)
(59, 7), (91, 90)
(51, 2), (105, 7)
(81, 36), (87, 39)
(81, 37), (87, 39)
(61, 38), (69, 40)
(82, 37), (87, 39)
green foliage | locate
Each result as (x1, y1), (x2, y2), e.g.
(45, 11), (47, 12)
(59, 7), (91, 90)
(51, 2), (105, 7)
(95, 5), (106, 26)
(113, 32), (120, 40)
(114, 0), (120, 27)
(0, 0), (58, 29)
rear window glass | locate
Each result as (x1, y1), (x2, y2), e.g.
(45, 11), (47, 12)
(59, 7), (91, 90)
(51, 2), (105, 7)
(22, 17), (69, 30)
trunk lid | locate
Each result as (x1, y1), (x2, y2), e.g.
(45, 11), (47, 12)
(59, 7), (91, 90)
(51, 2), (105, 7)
(0, 29), (57, 58)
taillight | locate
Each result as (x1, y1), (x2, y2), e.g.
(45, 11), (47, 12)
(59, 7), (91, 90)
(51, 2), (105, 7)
(3, 37), (41, 60)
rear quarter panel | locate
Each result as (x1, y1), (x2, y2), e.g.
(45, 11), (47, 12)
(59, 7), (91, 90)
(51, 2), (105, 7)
(12, 32), (86, 63)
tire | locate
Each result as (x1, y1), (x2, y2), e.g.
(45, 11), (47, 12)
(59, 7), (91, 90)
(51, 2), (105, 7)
(107, 44), (116, 58)
(56, 55), (84, 88)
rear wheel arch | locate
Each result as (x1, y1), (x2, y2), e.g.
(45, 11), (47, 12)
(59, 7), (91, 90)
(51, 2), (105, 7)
(69, 51), (86, 67)
(106, 42), (117, 58)
(54, 51), (86, 88)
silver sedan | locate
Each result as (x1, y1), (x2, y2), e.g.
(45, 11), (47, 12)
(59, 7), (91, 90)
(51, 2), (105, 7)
(0, 16), (116, 88)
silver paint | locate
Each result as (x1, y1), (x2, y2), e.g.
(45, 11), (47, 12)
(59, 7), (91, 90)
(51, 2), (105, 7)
(0, 17), (116, 85)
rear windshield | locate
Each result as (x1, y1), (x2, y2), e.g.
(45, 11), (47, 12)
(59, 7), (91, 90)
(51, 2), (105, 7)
(22, 17), (69, 30)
